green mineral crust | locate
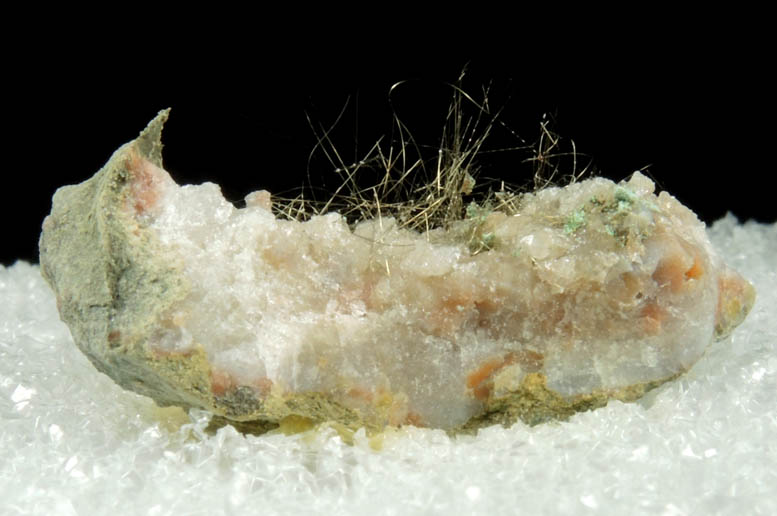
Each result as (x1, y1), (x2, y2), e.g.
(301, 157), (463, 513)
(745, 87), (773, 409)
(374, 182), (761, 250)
(39, 110), (756, 435)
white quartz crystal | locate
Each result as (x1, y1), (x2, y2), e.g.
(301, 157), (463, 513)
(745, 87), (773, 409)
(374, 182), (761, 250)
(138, 166), (749, 429)
(39, 110), (755, 432)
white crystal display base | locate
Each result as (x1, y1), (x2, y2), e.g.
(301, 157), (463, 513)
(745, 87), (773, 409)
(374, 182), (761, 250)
(2, 215), (775, 515)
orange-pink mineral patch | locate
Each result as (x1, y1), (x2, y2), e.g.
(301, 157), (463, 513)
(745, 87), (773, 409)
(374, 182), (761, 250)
(126, 149), (167, 216)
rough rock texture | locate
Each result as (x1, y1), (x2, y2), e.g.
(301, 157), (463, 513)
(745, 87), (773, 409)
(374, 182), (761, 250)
(39, 110), (756, 434)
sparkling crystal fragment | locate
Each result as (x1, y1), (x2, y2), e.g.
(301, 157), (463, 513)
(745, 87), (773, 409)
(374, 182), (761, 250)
(39, 110), (756, 433)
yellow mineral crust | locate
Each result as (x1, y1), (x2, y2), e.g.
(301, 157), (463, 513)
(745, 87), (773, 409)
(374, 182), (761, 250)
(39, 110), (756, 434)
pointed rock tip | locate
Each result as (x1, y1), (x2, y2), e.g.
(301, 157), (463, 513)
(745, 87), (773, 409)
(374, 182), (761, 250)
(135, 108), (171, 167)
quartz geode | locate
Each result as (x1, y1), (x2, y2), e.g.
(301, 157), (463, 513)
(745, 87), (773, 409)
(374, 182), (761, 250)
(39, 110), (755, 434)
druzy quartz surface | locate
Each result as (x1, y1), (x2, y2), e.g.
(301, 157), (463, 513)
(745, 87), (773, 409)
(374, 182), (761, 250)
(38, 110), (755, 433)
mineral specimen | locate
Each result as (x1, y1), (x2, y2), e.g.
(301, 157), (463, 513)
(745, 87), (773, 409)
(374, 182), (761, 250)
(39, 110), (755, 433)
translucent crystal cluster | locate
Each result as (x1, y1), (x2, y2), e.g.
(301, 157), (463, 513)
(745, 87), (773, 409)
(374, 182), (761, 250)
(38, 110), (755, 432)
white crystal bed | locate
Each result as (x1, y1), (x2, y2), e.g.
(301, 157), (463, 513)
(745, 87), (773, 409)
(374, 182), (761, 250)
(1, 215), (775, 516)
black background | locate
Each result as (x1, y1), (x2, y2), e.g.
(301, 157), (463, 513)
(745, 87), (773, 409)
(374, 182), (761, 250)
(5, 31), (773, 266)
